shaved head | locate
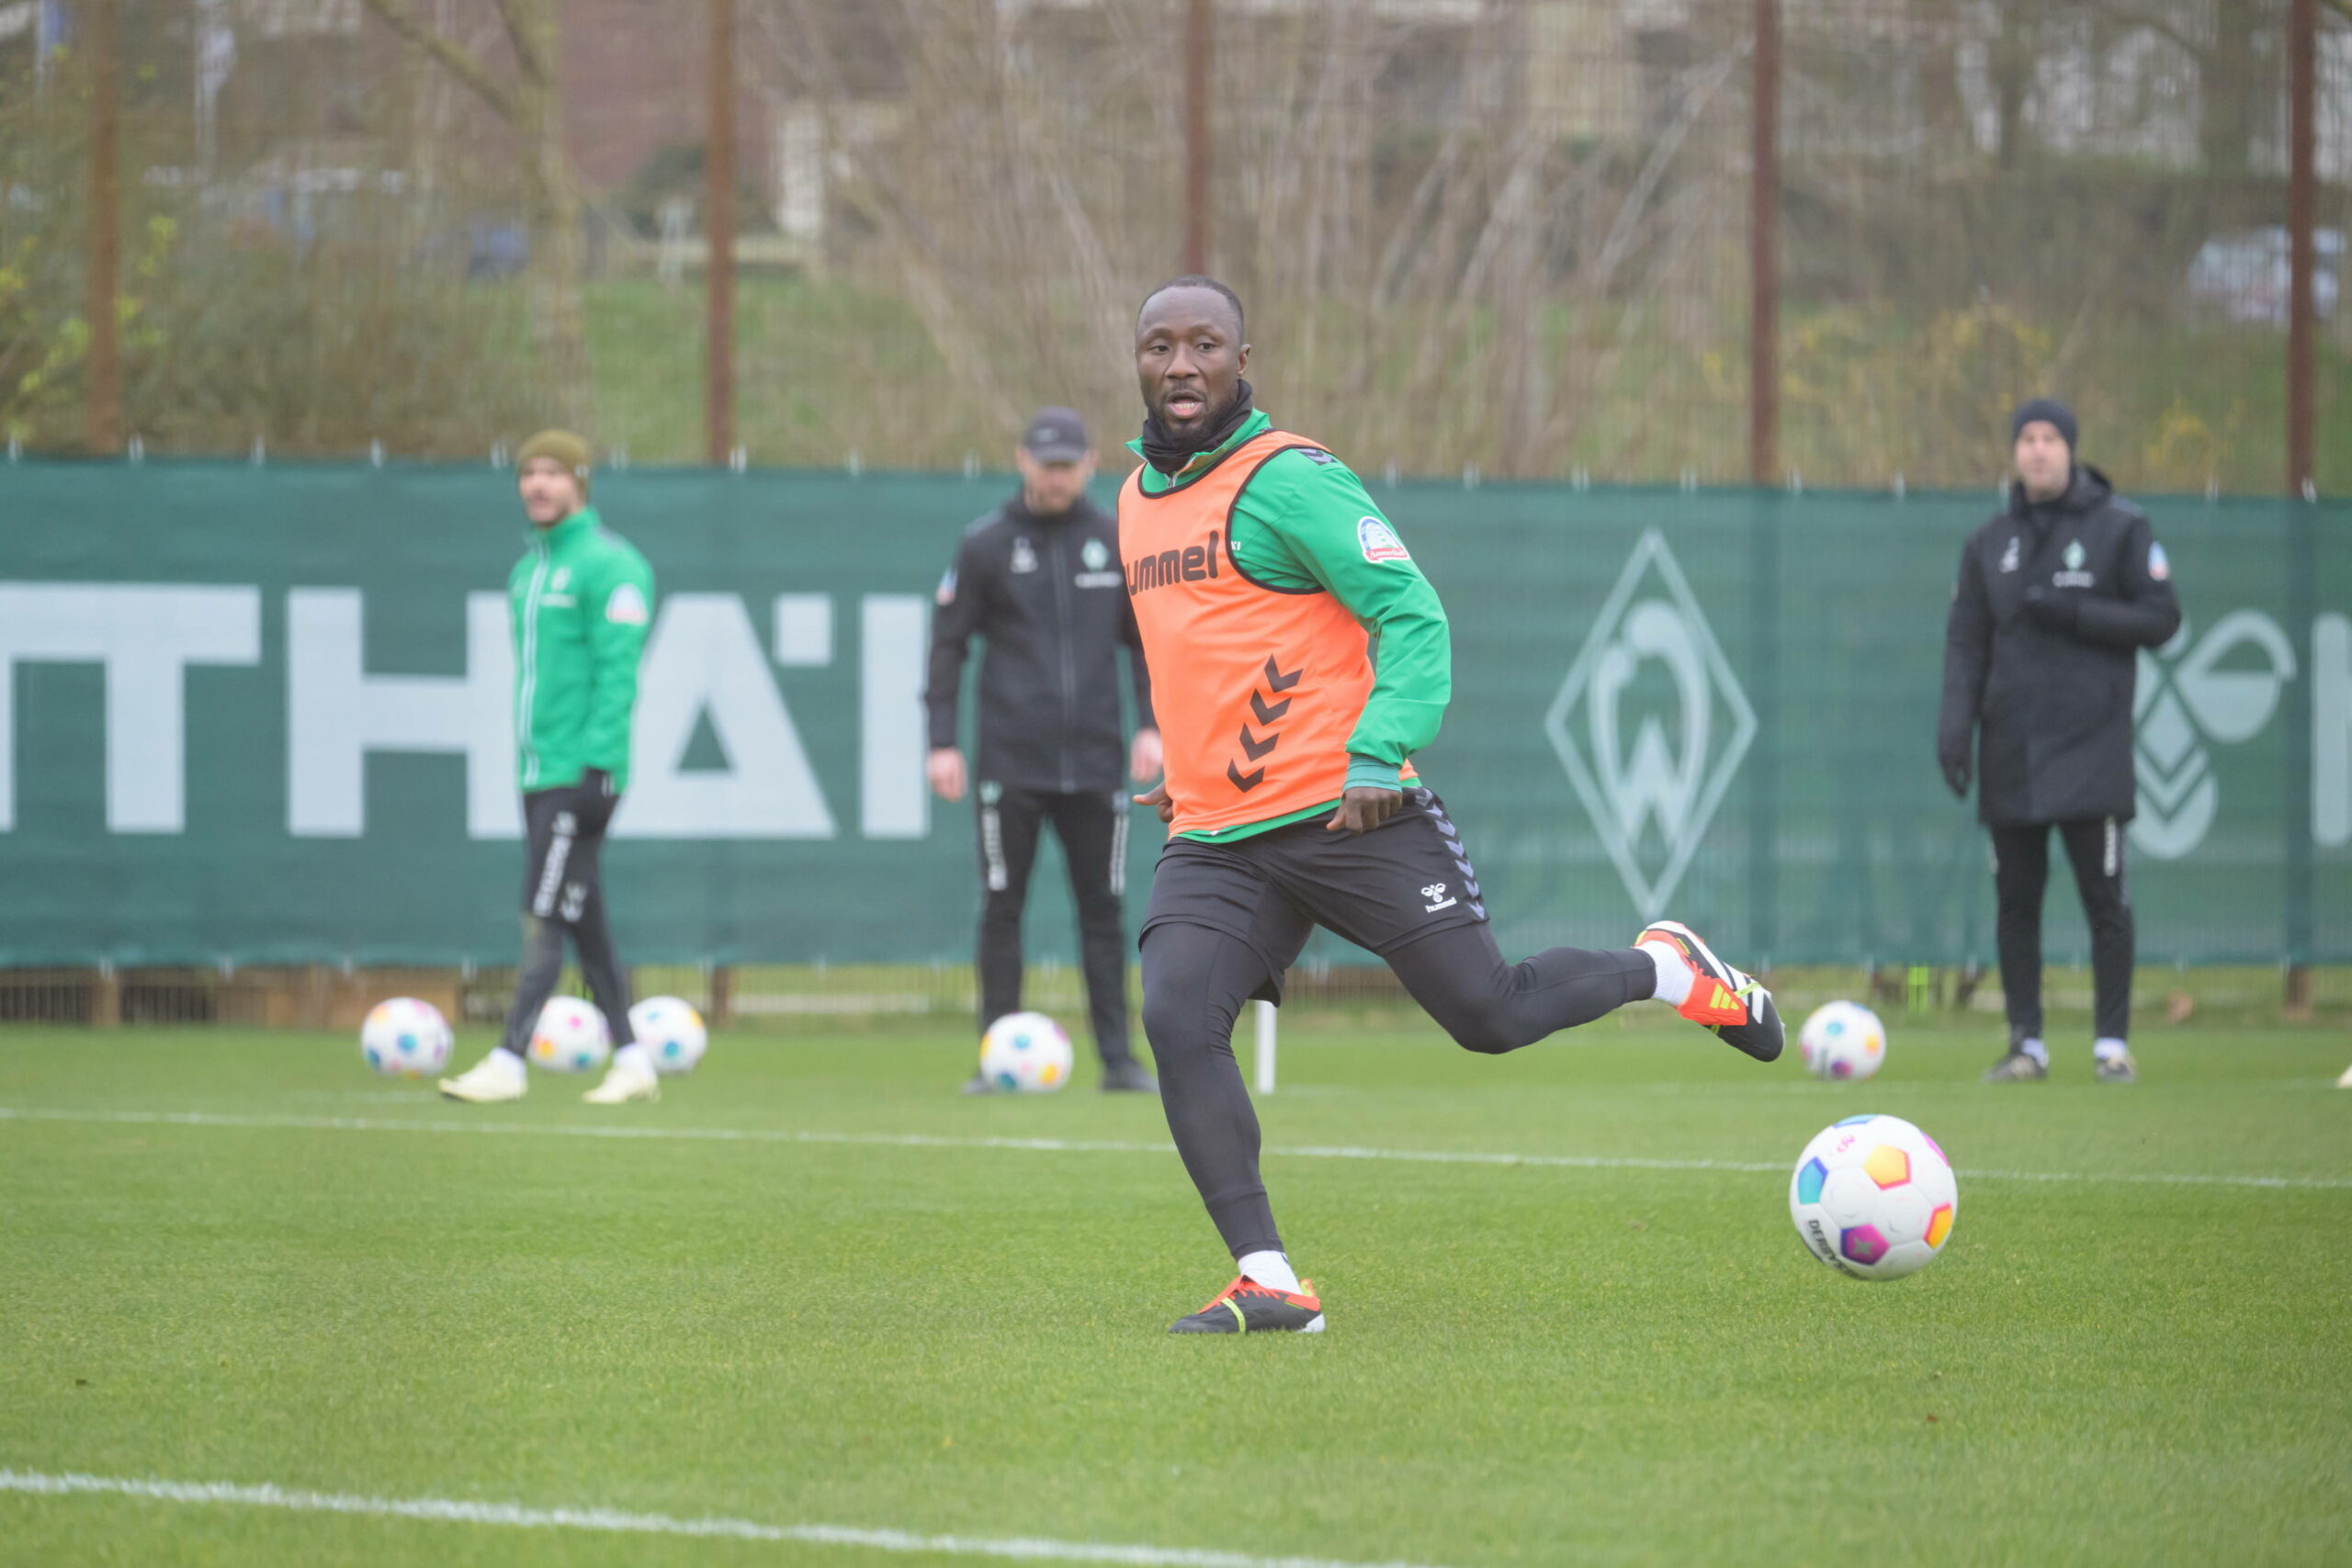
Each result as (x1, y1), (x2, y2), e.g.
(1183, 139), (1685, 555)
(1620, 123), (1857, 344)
(1138, 275), (1244, 339)
(1133, 276), (1250, 448)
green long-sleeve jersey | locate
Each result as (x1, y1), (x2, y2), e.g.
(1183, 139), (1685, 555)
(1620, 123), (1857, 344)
(508, 507), (655, 793)
(1128, 409), (1453, 841)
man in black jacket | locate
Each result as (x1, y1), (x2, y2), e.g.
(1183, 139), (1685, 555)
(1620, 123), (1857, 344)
(926, 408), (1162, 1093)
(1939, 400), (2181, 1084)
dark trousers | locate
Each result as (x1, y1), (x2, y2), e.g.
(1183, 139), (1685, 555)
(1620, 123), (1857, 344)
(1991, 818), (2132, 1045)
(976, 784), (1135, 1066)
(1141, 920), (1653, 1261)
(500, 787), (634, 1055)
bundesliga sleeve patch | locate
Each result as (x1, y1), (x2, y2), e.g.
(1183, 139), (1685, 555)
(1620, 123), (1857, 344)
(1358, 516), (1411, 563)
(935, 568), (957, 605)
(2147, 542), (2171, 581)
(605, 581), (650, 626)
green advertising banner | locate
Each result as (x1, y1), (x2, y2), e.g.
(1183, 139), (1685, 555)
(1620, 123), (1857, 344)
(2, 461), (2345, 969)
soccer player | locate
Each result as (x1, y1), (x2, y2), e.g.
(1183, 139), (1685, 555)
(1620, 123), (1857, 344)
(440, 430), (660, 1106)
(1938, 400), (2179, 1086)
(924, 408), (1162, 1095)
(1118, 278), (1783, 1335)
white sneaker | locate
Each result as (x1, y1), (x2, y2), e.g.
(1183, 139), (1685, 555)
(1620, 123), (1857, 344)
(2336, 1062), (2352, 1089)
(583, 1048), (661, 1105)
(439, 1049), (527, 1103)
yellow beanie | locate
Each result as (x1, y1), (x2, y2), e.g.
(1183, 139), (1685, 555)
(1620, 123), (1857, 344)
(516, 429), (592, 496)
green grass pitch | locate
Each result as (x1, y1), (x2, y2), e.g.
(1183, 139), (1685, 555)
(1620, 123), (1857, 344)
(1, 1016), (2346, 1567)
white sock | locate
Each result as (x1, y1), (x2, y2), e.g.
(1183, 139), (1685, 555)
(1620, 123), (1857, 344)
(2018, 1037), (2049, 1066)
(613, 1042), (655, 1074)
(490, 1045), (526, 1071)
(1236, 1249), (1301, 1294)
(1639, 941), (1694, 1007)
(2093, 1037), (2130, 1063)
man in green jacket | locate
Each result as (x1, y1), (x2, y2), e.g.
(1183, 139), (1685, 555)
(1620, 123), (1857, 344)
(441, 430), (660, 1106)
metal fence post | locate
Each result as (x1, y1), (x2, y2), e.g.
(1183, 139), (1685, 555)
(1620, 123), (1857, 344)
(2283, 0), (2318, 1012)
(2287, 0), (2317, 501)
(1748, 495), (1781, 964)
(84, 0), (121, 456)
(706, 0), (738, 468)
(1182, 0), (1213, 274)
(2286, 496), (2316, 1011)
(1747, 0), (1780, 489)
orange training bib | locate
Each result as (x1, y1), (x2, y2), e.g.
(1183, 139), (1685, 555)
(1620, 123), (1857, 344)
(1119, 430), (1406, 836)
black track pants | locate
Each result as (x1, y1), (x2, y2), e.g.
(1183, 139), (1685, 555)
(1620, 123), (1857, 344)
(1139, 917), (1654, 1259)
(500, 786), (635, 1055)
(1991, 817), (2132, 1045)
(976, 785), (1135, 1066)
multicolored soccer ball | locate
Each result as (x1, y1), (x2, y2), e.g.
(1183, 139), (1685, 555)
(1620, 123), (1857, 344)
(528, 996), (612, 1074)
(359, 997), (452, 1077)
(629, 995), (707, 1075)
(1799, 1000), (1886, 1081)
(1789, 1113), (1958, 1281)
(978, 1010), (1073, 1093)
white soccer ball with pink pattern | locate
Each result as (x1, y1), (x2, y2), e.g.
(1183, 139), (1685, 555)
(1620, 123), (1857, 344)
(528, 996), (611, 1074)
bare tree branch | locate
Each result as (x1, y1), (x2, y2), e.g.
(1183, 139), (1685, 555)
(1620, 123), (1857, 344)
(356, 0), (514, 123)
(490, 0), (547, 86)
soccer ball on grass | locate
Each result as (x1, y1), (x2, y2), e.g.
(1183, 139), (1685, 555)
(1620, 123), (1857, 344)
(1789, 1113), (1957, 1281)
(359, 997), (453, 1077)
(529, 996), (612, 1074)
(629, 995), (708, 1075)
(1798, 1000), (1886, 1081)
(978, 1011), (1073, 1093)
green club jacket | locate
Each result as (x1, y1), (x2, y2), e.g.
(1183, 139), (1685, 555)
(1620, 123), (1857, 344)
(1127, 409), (1453, 841)
(508, 507), (655, 793)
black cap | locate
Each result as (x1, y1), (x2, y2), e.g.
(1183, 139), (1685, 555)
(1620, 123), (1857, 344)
(1021, 407), (1091, 463)
(2010, 398), (2077, 451)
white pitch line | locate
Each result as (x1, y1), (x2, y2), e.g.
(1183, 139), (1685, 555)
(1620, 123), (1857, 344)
(1, 1106), (2346, 1192)
(0, 1469), (1443, 1568)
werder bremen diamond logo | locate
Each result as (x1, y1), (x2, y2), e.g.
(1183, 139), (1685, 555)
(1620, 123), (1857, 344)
(2132, 612), (2297, 858)
(1544, 529), (1756, 918)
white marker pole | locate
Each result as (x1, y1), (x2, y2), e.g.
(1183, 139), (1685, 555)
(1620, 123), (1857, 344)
(1253, 998), (1277, 1094)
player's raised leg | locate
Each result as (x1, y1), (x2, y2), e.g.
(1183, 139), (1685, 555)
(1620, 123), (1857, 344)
(1628, 920), (1785, 1062)
(1332, 790), (1781, 1063)
(1380, 920), (1665, 1052)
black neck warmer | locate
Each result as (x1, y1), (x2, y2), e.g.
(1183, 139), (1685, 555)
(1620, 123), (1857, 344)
(1139, 379), (1256, 476)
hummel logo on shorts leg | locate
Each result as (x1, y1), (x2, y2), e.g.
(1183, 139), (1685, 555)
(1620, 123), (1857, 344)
(1422, 882), (1457, 913)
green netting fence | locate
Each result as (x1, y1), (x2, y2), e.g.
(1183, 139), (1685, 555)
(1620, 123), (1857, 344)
(2, 462), (2344, 971)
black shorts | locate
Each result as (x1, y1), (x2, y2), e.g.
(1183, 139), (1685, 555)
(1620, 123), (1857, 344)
(519, 785), (609, 925)
(1141, 786), (1488, 1002)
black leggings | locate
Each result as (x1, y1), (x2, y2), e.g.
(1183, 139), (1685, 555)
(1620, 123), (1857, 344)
(1139, 919), (1654, 1258)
